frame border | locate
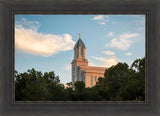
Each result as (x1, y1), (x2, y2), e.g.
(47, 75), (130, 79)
(0, 0), (159, 116)
(12, 12), (148, 105)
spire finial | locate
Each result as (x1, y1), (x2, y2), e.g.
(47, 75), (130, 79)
(79, 33), (81, 39)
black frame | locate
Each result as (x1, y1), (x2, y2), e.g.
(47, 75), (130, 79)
(0, 0), (160, 116)
(13, 13), (148, 104)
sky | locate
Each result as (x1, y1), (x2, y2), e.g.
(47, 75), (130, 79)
(15, 14), (145, 84)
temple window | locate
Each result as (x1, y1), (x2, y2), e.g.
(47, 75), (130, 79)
(91, 75), (93, 87)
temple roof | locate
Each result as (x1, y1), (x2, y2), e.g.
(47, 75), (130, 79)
(74, 38), (86, 48)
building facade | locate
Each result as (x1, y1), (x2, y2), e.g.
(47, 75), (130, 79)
(71, 34), (107, 87)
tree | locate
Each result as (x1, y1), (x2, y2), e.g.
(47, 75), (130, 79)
(124, 58), (145, 101)
(15, 57), (145, 101)
(95, 58), (145, 101)
(15, 68), (63, 101)
(102, 63), (129, 101)
(72, 81), (101, 101)
(72, 81), (85, 100)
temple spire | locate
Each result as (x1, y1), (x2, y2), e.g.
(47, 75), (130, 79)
(74, 33), (86, 48)
(79, 33), (81, 39)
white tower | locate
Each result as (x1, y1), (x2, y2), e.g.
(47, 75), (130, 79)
(71, 33), (88, 84)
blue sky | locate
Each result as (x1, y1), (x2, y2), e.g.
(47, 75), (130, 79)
(15, 14), (145, 84)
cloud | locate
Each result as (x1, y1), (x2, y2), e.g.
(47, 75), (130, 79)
(98, 22), (106, 25)
(16, 18), (40, 32)
(88, 61), (96, 66)
(65, 64), (71, 70)
(15, 18), (75, 57)
(125, 52), (132, 56)
(112, 21), (118, 24)
(107, 32), (114, 37)
(91, 56), (118, 68)
(92, 15), (105, 20)
(102, 50), (115, 55)
(88, 59), (96, 66)
(106, 32), (140, 50)
(92, 15), (109, 25)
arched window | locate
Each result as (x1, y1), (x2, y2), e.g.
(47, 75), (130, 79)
(95, 76), (97, 81)
(81, 48), (83, 56)
(91, 75), (93, 87)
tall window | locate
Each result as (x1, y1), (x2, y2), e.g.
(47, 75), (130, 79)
(81, 48), (83, 56)
(73, 67), (75, 71)
(95, 76), (97, 81)
(73, 75), (75, 82)
(91, 75), (93, 87)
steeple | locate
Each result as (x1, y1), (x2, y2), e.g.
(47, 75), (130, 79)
(74, 33), (86, 49)
(71, 34), (89, 85)
(74, 34), (86, 59)
(79, 33), (81, 39)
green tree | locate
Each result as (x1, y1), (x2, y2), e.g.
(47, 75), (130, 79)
(72, 81), (101, 101)
(103, 63), (129, 101)
(95, 57), (145, 101)
(124, 58), (145, 101)
(15, 68), (63, 101)
(15, 57), (145, 101)
(72, 81), (85, 100)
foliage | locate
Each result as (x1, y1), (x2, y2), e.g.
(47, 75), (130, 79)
(94, 58), (145, 101)
(15, 58), (145, 101)
(15, 68), (64, 101)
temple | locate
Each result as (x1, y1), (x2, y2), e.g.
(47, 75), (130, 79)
(71, 34), (107, 87)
